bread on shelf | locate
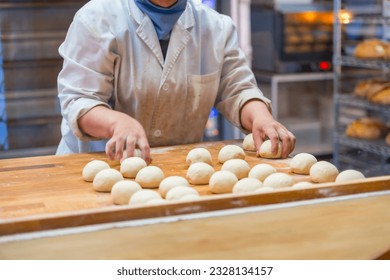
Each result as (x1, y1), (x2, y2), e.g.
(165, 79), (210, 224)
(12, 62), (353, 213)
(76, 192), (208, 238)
(369, 87), (390, 105)
(386, 132), (390, 145)
(354, 79), (390, 99)
(354, 39), (390, 60)
(345, 117), (388, 140)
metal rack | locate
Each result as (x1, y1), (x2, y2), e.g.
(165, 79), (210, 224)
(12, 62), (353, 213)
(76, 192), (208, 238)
(333, 0), (390, 176)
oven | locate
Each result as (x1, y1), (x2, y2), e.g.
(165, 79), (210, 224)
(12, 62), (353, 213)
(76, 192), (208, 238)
(251, 0), (334, 73)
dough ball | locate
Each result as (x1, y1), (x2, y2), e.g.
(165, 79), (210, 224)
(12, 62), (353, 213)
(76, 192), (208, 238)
(263, 172), (294, 188)
(209, 170), (238, 194)
(93, 168), (124, 192)
(248, 164), (277, 182)
(129, 190), (162, 205)
(166, 186), (200, 201)
(159, 176), (190, 198)
(111, 181), (142, 205)
(186, 148), (212, 166)
(259, 140), (282, 159)
(243, 133), (256, 151)
(145, 198), (167, 205)
(218, 145), (245, 163)
(335, 169), (365, 183)
(233, 178), (263, 194)
(186, 162), (215, 185)
(221, 159), (250, 179)
(290, 153), (317, 175)
(135, 166), (165, 189)
(179, 194), (202, 202)
(120, 157), (147, 178)
(310, 161), (339, 183)
(292, 181), (314, 189)
(82, 160), (110, 182)
(256, 186), (274, 193)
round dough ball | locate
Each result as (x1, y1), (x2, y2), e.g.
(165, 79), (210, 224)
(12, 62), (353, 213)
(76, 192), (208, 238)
(186, 162), (214, 185)
(256, 186), (274, 193)
(179, 194), (202, 202)
(166, 186), (200, 201)
(145, 198), (167, 205)
(335, 169), (365, 183)
(218, 145), (245, 163)
(135, 166), (165, 189)
(290, 153), (317, 175)
(186, 148), (212, 166)
(159, 176), (190, 198)
(129, 190), (162, 205)
(120, 157), (147, 178)
(259, 140), (282, 159)
(243, 133), (256, 151)
(233, 178), (263, 194)
(310, 161), (339, 183)
(263, 172), (294, 188)
(292, 181), (314, 189)
(221, 159), (250, 179)
(93, 168), (124, 192)
(111, 181), (142, 205)
(82, 160), (110, 182)
(209, 170), (238, 194)
(248, 164), (277, 182)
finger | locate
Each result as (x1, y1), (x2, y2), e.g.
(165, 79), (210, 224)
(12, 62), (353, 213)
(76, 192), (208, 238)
(138, 138), (151, 165)
(252, 129), (264, 155)
(105, 140), (115, 160)
(122, 136), (136, 162)
(287, 131), (297, 155)
(265, 128), (280, 156)
(278, 129), (291, 158)
(114, 137), (125, 160)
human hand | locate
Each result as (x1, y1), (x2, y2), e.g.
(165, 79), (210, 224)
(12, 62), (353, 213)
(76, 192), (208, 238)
(252, 116), (296, 158)
(105, 114), (151, 164)
(240, 100), (296, 158)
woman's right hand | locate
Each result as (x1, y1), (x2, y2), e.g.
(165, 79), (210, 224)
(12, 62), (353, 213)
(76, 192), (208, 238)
(78, 106), (151, 164)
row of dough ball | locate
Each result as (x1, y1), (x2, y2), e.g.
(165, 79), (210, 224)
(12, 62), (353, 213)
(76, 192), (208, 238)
(112, 181), (201, 206)
(243, 135), (366, 184)
(83, 148), (366, 203)
(289, 152), (365, 183)
(83, 157), (165, 192)
(82, 155), (147, 182)
(186, 140), (282, 170)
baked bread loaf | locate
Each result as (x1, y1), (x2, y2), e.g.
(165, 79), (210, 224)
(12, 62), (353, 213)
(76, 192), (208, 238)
(354, 39), (390, 60)
(369, 87), (390, 105)
(345, 117), (387, 140)
(354, 79), (390, 99)
(386, 132), (390, 145)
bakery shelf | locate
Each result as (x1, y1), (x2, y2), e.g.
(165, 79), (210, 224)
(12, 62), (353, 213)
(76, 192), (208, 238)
(335, 56), (390, 70)
(333, 0), (390, 175)
(338, 153), (390, 176)
(337, 135), (390, 156)
(337, 94), (390, 116)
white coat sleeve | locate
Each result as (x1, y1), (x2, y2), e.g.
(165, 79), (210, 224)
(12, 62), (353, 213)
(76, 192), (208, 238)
(214, 16), (272, 132)
(57, 11), (118, 141)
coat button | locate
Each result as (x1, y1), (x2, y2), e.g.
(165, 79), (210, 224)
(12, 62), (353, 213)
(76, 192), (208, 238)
(162, 83), (169, 91)
(154, 130), (162, 137)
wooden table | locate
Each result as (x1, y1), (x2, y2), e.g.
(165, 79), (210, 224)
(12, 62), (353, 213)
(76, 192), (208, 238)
(0, 141), (389, 259)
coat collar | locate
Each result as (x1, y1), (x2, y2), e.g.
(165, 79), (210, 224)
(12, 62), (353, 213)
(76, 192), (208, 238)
(129, 0), (194, 30)
(129, 0), (194, 69)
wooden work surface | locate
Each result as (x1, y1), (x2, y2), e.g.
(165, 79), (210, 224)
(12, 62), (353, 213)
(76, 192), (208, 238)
(0, 194), (389, 260)
(1, 140), (390, 236)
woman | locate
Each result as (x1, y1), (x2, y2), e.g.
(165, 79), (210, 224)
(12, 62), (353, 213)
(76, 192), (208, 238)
(57, 0), (295, 163)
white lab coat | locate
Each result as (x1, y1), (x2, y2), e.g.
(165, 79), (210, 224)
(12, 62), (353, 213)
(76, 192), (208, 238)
(56, 0), (270, 154)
